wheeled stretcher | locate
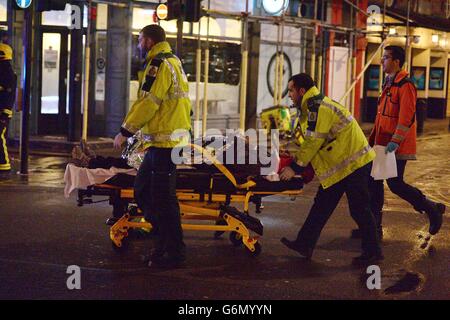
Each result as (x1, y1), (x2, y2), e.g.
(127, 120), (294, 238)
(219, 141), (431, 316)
(73, 146), (304, 256)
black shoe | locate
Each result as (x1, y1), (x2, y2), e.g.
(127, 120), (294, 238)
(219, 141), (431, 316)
(350, 227), (383, 240)
(280, 237), (313, 259)
(352, 252), (384, 267)
(148, 255), (185, 269)
(150, 247), (166, 258)
(425, 202), (445, 235)
(106, 217), (119, 226)
(142, 248), (165, 264)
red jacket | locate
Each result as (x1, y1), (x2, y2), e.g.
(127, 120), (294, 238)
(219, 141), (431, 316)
(369, 70), (417, 160)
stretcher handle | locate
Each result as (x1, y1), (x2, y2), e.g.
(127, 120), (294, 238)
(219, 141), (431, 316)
(189, 143), (256, 189)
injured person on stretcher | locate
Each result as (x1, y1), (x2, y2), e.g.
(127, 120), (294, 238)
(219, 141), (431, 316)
(64, 133), (314, 256)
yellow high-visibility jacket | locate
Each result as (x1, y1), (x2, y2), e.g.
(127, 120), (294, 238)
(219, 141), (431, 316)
(293, 86), (375, 189)
(121, 41), (191, 148)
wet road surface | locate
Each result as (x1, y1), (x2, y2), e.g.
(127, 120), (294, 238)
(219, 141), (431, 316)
(0, 130), (448, 300)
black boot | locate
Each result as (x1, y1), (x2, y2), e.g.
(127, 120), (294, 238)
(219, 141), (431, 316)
(280, 237), (313, 259)
(423, 199), (445, 235)
(352, 251), (384, 267)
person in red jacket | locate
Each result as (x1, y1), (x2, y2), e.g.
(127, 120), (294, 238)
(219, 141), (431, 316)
(355, 45), (445, 238)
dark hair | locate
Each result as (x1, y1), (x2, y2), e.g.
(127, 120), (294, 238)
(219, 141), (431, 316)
(289, 73), (316, 91)
(384, 45), (405, 68)
(140, 24), (166, 43)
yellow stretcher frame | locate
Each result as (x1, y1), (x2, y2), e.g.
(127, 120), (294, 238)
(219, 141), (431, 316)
(90, 144), (303, 256)
(108, 186), (302, 256)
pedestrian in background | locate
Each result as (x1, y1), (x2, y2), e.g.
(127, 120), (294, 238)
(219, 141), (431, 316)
(352, 45), (445, 239)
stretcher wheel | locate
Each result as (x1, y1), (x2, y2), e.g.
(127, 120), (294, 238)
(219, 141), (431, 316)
(214, 219), (227, 239)
(229, 231), (243, 247)
(246, 242), (262, 257)
(111, 239), (129, 252)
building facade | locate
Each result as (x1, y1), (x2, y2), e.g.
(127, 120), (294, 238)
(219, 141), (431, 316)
(1, 0), (449, 145)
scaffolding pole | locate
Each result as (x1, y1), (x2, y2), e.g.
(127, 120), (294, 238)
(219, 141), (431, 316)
(239, 0), (249, 132)
(348, 3), (355, 114)
(405, 0), (411, 73)
(206, 9), (366, 35)
(343, 0), (370, 18)
(194, 18), (201, 138)
(82, 0), (92, 142)
(380, 0), (387, 92)
(346, 33), (353, 111)
(311, 0), (318, 80)
(351, 54), (357, 113)
(278, 19), (285, 105)
(274, 24), (280, 106)
(317, 55), (323, 91)
(202, 1), (211, 136)
(340, 40), (386, 104)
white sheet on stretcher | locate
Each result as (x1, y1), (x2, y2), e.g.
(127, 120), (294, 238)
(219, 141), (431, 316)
(64, 163), (137, 198)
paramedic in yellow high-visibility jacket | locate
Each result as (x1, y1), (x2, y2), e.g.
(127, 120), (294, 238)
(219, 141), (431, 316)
(279, 73), (382, 266)
(114, 25), (191, 269)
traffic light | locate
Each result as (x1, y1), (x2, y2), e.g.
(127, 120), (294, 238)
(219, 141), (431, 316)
(184, 0), (201, 22)
(166, 0), (202, 22)
(36, 0), (68, 12)
(167, 0), (182, 21)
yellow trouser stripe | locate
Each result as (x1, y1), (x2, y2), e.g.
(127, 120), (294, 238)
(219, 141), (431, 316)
(0, 126), (10, 168)
(1, 109), (13, 117)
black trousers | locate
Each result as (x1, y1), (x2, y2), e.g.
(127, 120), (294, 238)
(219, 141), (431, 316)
(134, 147), (184, 257)
(369, 160), (428, 228)
(295, 163), (381, 255)
(0, 119), (11, 171)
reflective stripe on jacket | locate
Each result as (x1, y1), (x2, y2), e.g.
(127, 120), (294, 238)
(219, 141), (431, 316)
(369, 70), (417, 160)
(293, 86), (375, 189)
(121, 41), (191, 148)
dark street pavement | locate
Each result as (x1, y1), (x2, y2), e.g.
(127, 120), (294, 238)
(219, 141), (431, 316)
(0, 119), (449, 300)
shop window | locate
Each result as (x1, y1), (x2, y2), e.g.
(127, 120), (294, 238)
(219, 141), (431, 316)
(222, 19), (242, 39)
(159, 20), (177, 34)
(0, 0), (6, 22)
(191, 16), (222, 37)
(41, 33), (61, 114)
(130, 36), (241, 85)
(178, 39), (241, 85)
(159, 20), (191, 35)
(42, 4), (72, 27)
(42, 4), (87, 28)
(132, 8), (156, 30)
(130, 36), (241, 115)
(96, 3), (108, 30)
(83, 5), (88, 28)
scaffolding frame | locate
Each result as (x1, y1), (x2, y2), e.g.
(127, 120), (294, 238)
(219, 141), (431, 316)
(82, 0), (385, 138)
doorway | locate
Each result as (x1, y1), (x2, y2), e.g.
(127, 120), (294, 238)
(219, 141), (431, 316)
(38, 29), (70, 135)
